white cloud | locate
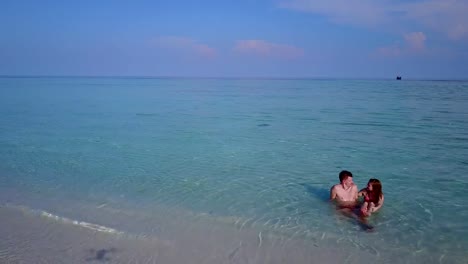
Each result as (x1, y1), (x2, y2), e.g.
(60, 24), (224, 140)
(375, 31), (427, 57)
(279, 0), (389, 26)
(404, 32), (427, 52)
(279, 0), (468, 40)
(234, 40), (304, 59)
(403, 0), (468, 40)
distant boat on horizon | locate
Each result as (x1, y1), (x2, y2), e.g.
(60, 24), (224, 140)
(396, 76), (402, 80)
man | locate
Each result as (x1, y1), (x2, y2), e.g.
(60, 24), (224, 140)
(330, 170), (374, 230)
(330, 170), (358, 207)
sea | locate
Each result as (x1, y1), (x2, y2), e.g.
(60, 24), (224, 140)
(1, 77), (467, 263)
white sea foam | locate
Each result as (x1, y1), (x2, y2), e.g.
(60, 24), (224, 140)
(5, 204), (124, 235)
(39, 211), (124, 235)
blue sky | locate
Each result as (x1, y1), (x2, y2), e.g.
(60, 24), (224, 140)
(1, 0), (467, 79)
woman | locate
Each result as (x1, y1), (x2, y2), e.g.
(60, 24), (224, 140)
(358, 178), (384, 217)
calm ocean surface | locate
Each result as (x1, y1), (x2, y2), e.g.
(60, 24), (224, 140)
(1, 77), (467, 263)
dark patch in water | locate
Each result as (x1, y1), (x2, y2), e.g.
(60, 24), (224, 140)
(300, 183), (329, 202)
(228, 244), (242, 261)
(433, 178), (456, 183)
(297, 117), (318, 121)
(257, 123), (270, 127)
(136, 113), (157, 117)
(86, 248), (118, 262)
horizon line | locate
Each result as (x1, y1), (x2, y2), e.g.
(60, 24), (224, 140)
(0, 74), (467, 82)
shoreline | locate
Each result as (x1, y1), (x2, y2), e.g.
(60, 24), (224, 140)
(0, 184), (465, 264)
(0, 204), (380, 264)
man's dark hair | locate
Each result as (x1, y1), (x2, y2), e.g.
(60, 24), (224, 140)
(339, 170), (353, 182)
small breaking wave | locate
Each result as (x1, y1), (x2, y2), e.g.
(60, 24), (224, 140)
(4, 204), (124, 235)
(40, 211), (124, 235)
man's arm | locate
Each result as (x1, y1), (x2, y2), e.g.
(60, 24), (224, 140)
(352, 184), (359, 201)
(358, 188), (367, 197)
(330, 185), (337, 201)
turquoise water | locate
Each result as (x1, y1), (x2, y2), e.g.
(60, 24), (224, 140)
(1, 77), (468, 262)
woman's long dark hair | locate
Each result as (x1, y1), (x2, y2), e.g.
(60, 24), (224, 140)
(368, 178), (383, 204)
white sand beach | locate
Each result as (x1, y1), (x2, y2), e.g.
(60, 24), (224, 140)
(0, 205), (382, 264)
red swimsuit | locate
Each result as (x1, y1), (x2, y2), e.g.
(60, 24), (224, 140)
(364, 192), (376, 203)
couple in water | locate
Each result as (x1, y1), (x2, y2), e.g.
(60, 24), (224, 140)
(330, 170), (384, 228)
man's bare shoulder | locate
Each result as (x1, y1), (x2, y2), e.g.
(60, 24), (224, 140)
(330, 184), (341, 191)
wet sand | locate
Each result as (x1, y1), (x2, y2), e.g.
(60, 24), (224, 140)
(0, 205), (380, 264)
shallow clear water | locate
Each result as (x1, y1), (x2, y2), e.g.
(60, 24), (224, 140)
(1, 77), (467, 262)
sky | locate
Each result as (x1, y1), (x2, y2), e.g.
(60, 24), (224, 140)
(0, 0), (467, 79)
